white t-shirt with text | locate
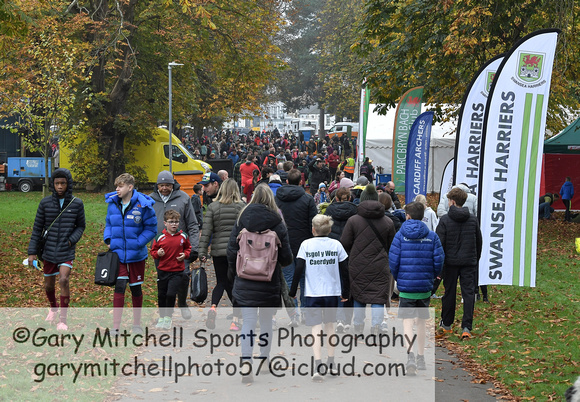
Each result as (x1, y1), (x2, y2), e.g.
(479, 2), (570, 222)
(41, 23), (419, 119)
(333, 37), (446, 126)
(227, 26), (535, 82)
(297, 236), (348, 297)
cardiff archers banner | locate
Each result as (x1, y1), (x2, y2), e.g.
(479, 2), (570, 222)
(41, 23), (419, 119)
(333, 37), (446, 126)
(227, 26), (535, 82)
(357, 81), (371, 165)
(454, 54), (504, 195)
(392, 87), (423, 193)
(405, 111), (434, 202)
(478, 29), (560, 287)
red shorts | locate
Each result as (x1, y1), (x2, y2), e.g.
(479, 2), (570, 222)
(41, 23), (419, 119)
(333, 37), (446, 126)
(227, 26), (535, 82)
(118, 260), (147, 286)
(43, 261), (73, 277)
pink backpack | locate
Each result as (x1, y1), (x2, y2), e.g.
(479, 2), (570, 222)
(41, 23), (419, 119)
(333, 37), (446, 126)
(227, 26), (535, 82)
(236, 228), (281, 282)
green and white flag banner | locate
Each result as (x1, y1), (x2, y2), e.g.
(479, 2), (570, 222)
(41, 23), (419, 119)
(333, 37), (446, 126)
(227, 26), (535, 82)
(479, 29), (559, 287)
(454, 54), (504, 195)
(391, 87), (423, 193)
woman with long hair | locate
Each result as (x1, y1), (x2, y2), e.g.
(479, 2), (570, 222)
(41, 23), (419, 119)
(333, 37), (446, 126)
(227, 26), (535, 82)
(199, 179), (245, 331)
(227, 184), (293, 383)
(328, 170), (345, 195)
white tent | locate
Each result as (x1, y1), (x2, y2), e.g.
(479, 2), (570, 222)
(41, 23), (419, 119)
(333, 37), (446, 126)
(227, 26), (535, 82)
(364, 104), (456, 193)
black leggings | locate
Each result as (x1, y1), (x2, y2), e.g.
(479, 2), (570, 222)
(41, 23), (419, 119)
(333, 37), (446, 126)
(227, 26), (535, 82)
(563, 199), (572, 222)
(158, 271), (185, 317)
(211, 256), (234, 306)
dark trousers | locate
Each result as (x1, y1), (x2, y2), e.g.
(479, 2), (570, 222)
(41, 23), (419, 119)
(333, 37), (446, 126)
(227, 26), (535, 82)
(156, 258), (190, 308)
(158, 271), (185, 317)
(563, 199), (572, 222)
(211, 256), (234, 306)
(441, 264), (477, 331)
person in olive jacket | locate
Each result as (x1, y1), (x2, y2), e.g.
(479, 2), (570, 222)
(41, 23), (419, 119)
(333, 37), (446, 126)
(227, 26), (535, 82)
(341, 184), (395, 334)
(28, 168), (85, 331)
(199, 179), (245, 331)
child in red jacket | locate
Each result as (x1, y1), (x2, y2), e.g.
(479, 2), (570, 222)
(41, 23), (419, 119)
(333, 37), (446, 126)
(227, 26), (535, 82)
(151, 210), (191, 330)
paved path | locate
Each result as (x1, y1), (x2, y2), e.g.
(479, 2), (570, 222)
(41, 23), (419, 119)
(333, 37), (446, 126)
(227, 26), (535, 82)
(108, 261), (501, 402)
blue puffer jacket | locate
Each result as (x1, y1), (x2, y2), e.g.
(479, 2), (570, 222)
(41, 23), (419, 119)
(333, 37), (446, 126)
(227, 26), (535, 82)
(104, 190), (157, 263)
(560, 181), (574, 200)
(389, 219), (444, 293)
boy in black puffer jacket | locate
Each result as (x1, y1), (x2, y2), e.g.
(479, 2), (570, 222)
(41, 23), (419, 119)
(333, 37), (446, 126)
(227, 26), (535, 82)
(27, 168), (86, 331)
(436, 187), (482, 340)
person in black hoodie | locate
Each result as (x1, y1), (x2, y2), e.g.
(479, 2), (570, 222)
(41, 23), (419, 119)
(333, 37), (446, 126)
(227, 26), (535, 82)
(379, 192), (402, 232)
(227, 184), (293, 383)
(436, 187), (482, 340)
(308, 158), (331, 195)
(27, 168), (86, 331)
(275, 169), (318, 324)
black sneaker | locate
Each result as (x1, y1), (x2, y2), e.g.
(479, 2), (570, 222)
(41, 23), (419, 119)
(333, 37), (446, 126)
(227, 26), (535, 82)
(416, 354), (426, 370)
(335, 321), (344, 333)
(483, 295), (490, 303)
(406, 352), (417, 376)
(206, 307), (216, 329)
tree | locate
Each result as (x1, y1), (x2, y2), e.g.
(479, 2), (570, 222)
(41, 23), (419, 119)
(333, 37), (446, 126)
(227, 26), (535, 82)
(356, 0), (580, 132)
(0, 5), (90, 195)
(67, 0), (284, 188)
(318, 0), (363, 121)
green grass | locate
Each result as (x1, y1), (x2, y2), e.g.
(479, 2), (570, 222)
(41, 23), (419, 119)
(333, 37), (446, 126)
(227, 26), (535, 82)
(0, 190), (159, 308)
(431, 216), (580, 400)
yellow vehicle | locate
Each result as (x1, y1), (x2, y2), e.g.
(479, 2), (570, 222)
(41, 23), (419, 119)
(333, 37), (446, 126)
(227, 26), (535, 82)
(61, 128), (211, 186)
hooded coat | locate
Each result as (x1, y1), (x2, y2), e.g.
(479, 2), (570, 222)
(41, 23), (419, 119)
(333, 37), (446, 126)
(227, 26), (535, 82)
(104, 190), (157, 264)
(341, 200), (395, 304)
(149, 180), (199, 251)
(275, 185), (317, 256)
(436, 205), (482, 267)
(389, 219), (445, 293)
(226, 204), (293, 307)
(28, 168), (86, 264)
(325, 201), (358, 241)
(199, 200), (245, 258)
(437, 183), (478, 217)
(560, 180), (574, 201)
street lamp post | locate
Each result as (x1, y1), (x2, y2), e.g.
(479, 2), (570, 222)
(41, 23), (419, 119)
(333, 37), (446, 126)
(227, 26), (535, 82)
(168, 62), (184, 173)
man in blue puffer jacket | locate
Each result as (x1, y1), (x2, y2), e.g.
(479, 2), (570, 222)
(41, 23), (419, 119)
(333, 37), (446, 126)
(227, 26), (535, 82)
(104, 173), (157, 334)
(389, 201), (444, 375)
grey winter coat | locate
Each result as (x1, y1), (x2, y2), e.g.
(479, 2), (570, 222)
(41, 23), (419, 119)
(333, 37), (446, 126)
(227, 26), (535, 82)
(149, 181), (199, 250)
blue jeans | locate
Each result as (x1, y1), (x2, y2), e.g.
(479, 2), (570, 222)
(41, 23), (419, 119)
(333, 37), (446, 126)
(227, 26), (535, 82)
(241, 308), (275, 362)
(539, 202), (554, 219)
(336, 298), (353, 324)
(282, 258), (305, 312)
(353, 300), (384, 326)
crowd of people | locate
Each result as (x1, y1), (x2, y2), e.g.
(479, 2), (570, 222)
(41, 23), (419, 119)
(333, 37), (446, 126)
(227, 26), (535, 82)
(26, 135), (575, 383)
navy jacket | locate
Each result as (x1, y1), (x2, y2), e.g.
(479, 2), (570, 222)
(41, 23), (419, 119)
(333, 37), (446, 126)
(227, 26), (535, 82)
(275, 185), (317, 256)
(436, 206), (482, 267)
(389, 219), (444, 293)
